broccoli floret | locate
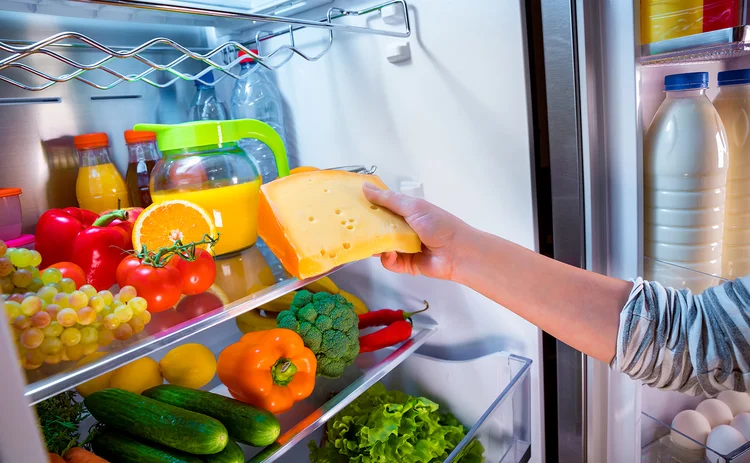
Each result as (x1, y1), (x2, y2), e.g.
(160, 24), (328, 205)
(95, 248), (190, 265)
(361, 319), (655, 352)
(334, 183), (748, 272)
(302, 327), (323, 352)
(298, 304), (318, 323)
(275, 289), (360, 378)
(316, 314), (333, 332)
(292, 290), (313, 307)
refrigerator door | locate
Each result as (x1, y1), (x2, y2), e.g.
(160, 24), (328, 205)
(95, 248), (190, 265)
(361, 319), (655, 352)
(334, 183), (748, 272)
(267, 0), (545, 459)
(573, 0), (642, 462)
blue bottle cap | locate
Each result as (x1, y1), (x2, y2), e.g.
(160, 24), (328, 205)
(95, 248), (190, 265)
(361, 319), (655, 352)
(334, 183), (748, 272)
(718, 69), (750, 87)
(664, 72), (708, 91)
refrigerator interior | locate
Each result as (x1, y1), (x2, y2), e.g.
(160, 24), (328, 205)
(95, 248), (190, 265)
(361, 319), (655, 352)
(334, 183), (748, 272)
(637, 33), (750, 463)
(0, 0), (545, 461)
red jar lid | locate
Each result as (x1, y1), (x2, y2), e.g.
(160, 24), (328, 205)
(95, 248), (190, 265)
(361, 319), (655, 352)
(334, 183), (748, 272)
(74, 133), (109, 150)
(6, 234), (34, 247)
(125, 130), (156, 144)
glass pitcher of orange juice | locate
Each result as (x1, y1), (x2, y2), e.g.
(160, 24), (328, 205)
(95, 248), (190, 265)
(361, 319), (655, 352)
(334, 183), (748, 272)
(134, 120), (288, 256)
(74, 132), (130, 213)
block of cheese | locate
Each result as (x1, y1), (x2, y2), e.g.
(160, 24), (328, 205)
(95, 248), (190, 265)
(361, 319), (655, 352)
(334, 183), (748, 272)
(258, 171), (421, 279)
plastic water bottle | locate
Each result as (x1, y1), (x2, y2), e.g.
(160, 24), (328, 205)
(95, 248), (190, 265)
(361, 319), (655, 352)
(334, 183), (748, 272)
(230, 50), (287, 183)
(188, 71), (229, 121)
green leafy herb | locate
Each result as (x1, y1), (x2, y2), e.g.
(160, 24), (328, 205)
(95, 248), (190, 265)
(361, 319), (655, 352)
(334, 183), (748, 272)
(308, 383), (485, 463)
(35, 391), (90, 455)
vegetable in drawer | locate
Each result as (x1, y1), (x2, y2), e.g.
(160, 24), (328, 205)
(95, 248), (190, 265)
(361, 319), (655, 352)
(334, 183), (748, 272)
(91, 429), (202, 463)
(84, 388), (228, 455)
(143, 385), (280, 447)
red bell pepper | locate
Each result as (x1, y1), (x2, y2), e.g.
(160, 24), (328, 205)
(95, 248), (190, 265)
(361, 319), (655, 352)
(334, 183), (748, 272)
(36, 207), (99, 268)
(71, 210), (133, 291)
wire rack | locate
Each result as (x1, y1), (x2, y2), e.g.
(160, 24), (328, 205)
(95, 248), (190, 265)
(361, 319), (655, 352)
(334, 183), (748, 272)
(0, 0), (410, 91)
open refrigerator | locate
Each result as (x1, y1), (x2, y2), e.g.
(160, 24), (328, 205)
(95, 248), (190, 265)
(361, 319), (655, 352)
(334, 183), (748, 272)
(4, 0), (750, 462)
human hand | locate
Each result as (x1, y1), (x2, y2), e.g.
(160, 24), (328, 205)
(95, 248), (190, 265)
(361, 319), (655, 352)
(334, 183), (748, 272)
(362, 183), (471, 281)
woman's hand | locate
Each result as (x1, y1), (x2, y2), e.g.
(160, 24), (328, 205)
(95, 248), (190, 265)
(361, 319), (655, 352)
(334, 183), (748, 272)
(362, 183), (471, 281)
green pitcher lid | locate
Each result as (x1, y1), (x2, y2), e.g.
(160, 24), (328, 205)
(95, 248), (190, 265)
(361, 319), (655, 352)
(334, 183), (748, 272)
(133, 119), (290, 177)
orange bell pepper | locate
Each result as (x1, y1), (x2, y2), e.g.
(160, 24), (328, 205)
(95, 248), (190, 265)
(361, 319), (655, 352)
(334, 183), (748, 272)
(217, 328), (316, 414)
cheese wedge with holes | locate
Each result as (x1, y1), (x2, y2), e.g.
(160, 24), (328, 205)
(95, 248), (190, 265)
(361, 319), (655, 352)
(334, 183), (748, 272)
(258, 171), (421, 279)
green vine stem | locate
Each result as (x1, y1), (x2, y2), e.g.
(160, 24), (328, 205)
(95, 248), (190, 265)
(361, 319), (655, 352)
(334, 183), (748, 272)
(133, 233), (220, 268)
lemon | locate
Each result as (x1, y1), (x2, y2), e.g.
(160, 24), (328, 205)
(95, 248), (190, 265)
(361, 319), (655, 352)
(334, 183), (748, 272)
(75, 352), (114, 397)
(109, 357), (163, 394)
(160, 343), (216, 389)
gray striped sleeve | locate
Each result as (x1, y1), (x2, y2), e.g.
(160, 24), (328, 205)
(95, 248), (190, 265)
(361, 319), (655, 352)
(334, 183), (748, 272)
(613, 276), (750, 396)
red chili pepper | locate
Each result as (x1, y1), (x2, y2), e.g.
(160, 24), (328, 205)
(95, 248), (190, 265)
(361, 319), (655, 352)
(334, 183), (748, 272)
(359, 320), (414, 353)
(71, 210), (132, 291)
(36, 207), (99, 268)
(357, 301), (429, 353)
(358, 301), (429, 329)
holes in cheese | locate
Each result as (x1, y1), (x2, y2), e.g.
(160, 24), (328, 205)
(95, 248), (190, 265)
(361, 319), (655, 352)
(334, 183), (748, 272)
(258, 171), (422, 279)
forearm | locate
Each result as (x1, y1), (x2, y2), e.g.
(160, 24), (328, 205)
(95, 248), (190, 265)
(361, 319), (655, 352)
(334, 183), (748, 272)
(452, 228), (632, 364)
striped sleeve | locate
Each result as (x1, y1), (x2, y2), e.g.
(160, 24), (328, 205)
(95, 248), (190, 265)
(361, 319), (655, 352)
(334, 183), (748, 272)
(612, 276), (750, 396)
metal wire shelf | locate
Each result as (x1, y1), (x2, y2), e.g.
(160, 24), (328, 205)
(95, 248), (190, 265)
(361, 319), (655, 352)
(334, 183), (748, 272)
(0, 0), (410, 91)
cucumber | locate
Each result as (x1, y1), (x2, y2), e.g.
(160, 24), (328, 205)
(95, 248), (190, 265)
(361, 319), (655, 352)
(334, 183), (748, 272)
(202, 440), (244, 463)
(92, 430), (203, 463)
(143, 385), (280, 447)
(84, 388), (228, 455)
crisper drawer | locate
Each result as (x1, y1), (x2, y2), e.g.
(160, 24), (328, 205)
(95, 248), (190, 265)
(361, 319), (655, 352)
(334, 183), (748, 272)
(248, 351), (532, 463)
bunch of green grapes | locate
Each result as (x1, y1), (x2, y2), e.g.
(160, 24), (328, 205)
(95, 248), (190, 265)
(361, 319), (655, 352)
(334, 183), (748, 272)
(0, 242), (152, 370)
(0, 242), (44, 295)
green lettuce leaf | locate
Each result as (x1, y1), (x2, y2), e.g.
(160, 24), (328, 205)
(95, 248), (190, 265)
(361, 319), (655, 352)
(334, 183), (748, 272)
(308, 383), (485, 463)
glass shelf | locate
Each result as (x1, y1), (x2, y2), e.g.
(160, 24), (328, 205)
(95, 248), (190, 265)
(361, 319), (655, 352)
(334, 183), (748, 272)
(212, 325), (439, 462)
(643, 257), (729, 295)
(23, 242), (345, 405)
(642, 411), (750, 462)
(641, 26), (750, 66)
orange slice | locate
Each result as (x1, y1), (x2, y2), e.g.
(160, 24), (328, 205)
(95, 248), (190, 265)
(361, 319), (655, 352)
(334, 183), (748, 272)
(133, 200), (217, 253)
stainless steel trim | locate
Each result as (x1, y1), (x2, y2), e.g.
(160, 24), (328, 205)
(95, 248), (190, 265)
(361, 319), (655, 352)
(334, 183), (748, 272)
(248, 325), (438, 463)
(539, 0), (587, 461)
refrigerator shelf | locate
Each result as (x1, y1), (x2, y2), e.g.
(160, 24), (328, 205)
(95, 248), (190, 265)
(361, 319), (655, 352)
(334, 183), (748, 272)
(242, 350), (532, 463)
(642, 411), (750, 462)
(644, 257), (729, 295)
(22, 243), (347, 405)
(641, 26), (750, 66)
(0, 0), (410, 91)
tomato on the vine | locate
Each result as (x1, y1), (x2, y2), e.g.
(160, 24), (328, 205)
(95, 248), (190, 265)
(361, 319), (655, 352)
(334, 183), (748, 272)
(168, 249), (216, 295)
(116, 255), (142, 288)
(125, 264), (182, 313)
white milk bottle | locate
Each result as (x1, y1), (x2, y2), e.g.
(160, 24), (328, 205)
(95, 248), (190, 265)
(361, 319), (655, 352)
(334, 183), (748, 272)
(714, 69), (750, 279)
(644, 72), (729, 292)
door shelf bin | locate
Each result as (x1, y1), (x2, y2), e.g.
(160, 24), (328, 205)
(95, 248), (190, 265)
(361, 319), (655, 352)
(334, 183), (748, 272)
(251, 351), (532, 463)
(642, 411), (750, 462)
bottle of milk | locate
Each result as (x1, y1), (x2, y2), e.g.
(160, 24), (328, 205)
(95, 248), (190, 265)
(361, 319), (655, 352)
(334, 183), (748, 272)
(644, 72), (729, 292)
(714, 69), (750, 279)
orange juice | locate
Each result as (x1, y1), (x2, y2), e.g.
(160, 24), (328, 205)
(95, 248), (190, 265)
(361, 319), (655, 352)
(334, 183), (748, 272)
(76, 164), (130, 213)
(151, 179), (261, 256)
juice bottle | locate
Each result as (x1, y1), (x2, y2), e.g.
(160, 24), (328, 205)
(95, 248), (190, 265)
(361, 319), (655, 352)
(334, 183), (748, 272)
(124, 130), (160, 208)
(74, 133), (130, 214)
(714, 69), (750, 279)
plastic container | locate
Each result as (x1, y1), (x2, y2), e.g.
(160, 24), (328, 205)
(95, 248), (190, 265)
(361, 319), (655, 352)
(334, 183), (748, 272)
(641, 0), (739, 45)
(134, 119), (289, 256)
(713, 69), (750, 279)
(6, 234), (34, 250)
(74, 132), (130, 214)
(188, 72), (229, 122)
(124, 130), (161, 208)
(0, 188), (22, 241)
(644, 72), (729, 292)
(230, 50), (288, 183)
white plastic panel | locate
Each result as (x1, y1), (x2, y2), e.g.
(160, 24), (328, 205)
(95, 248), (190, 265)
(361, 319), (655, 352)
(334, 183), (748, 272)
(255, 0), (544, 460)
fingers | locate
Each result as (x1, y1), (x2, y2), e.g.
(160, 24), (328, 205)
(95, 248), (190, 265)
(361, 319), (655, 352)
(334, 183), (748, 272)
(363, 182), (420, 218)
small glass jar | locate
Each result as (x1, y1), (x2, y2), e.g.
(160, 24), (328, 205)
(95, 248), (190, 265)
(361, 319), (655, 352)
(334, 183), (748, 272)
(124, 130), (161, 208)
(73, 132), (130, 214)
(135, 120), (288, 256)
